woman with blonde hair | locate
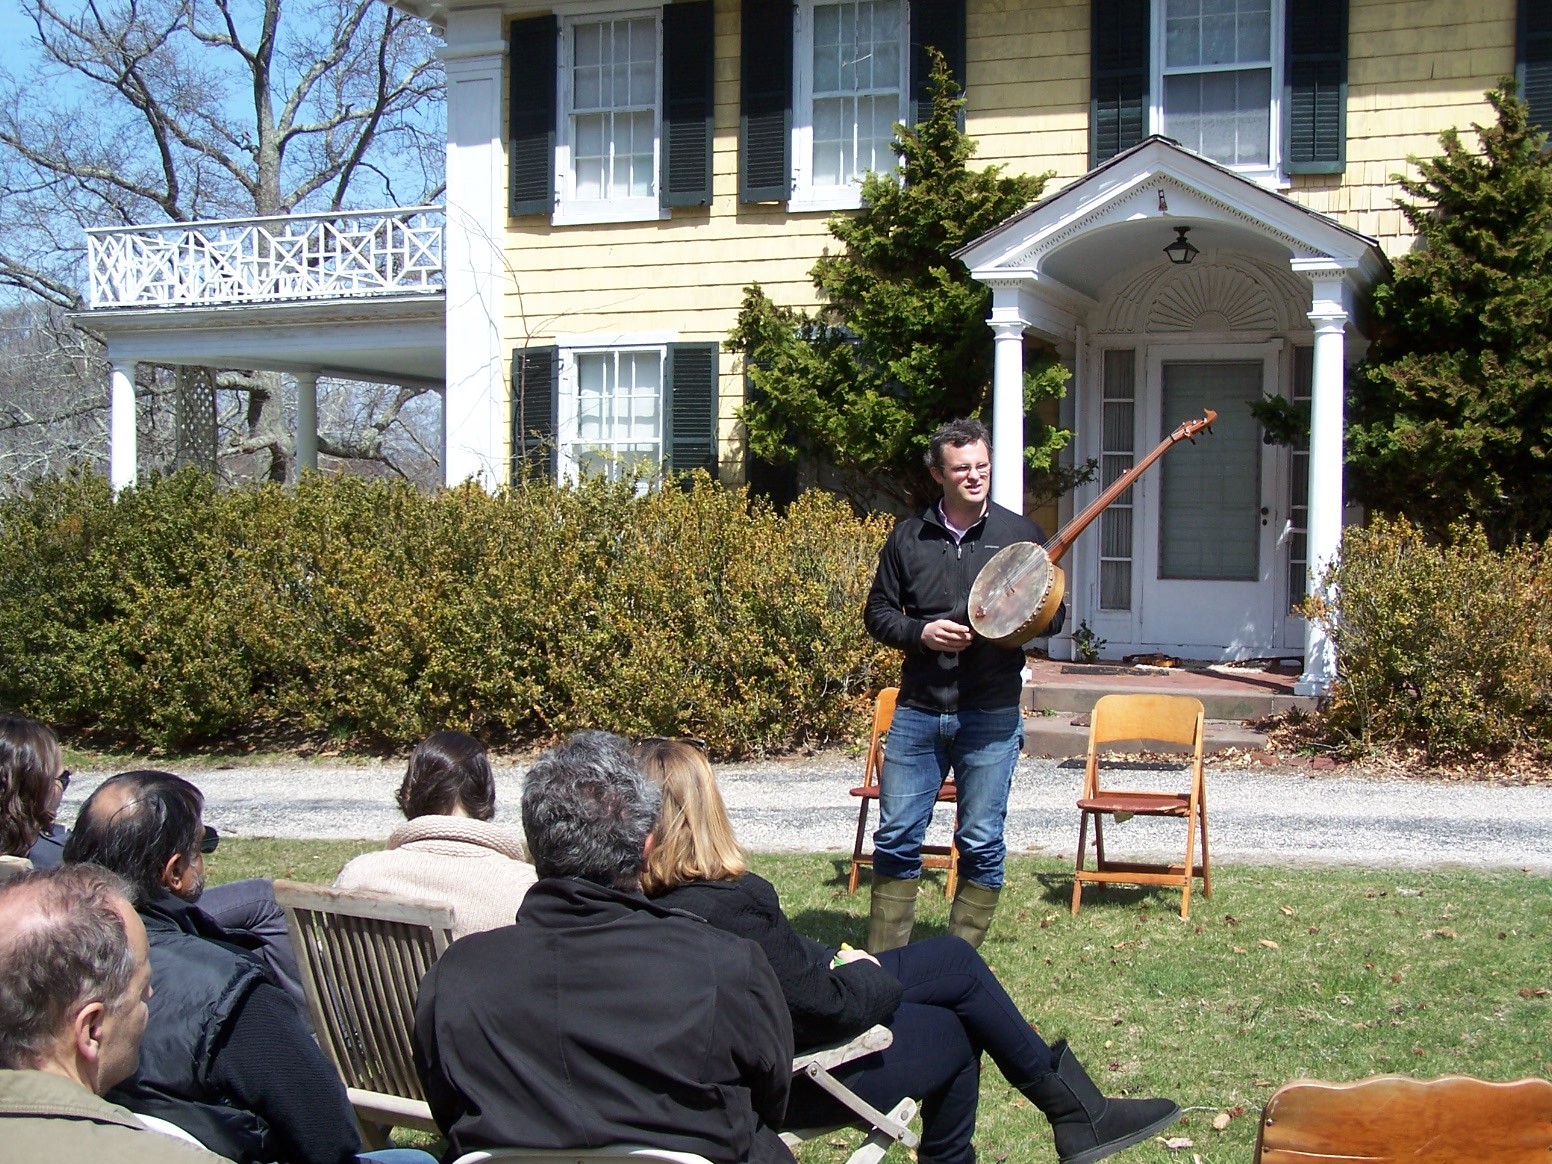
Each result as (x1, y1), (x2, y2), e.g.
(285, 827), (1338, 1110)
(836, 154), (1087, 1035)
(637, 739), (1179, 1164)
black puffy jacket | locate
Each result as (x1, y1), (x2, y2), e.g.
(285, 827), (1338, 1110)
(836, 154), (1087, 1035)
(864, 501), (1056, 714)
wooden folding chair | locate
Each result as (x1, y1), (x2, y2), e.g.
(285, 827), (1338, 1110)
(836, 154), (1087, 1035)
(847, 687), (959, 897)
(273, 880), (456, 1148)
(1252, 1074), (1552, 1163)
(1070, 693), (1210, 919)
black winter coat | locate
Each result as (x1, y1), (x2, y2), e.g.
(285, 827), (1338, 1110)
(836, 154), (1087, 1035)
(655, 874), (903, 1053)
(107, 891), (361, 1164)
(864, 501), (1052, 714)
(413, 877), (795, 1164)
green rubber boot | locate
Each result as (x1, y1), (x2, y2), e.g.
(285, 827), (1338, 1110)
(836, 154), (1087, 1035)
(867, 873), (920, 952)
(947, 881), (1001, 948)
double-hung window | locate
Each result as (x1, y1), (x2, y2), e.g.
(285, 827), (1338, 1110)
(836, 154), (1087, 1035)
(562, 345), (666, 481)
(511, 341), (720, 484)
(556, 12), (663, 223)
(1155, 0), (1279, 173)
(791, 0), (909, 209)
(1093, 0), (1339, 177)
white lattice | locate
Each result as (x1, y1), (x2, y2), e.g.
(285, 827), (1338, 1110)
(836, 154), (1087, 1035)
(86, 207), (444, 308)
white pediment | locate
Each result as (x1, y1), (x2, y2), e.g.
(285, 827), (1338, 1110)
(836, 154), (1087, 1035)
(957, 137), (1387, 308)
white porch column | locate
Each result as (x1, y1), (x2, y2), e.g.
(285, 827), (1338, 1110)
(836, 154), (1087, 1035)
(988, 293), (1028, 513)
(294, 372), (319, 475)
(109, 360), (137, 492)
(1297, 274), (1351, 697)
(440, 9), (509, 489)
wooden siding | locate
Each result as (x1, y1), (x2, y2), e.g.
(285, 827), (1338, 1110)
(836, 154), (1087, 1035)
(499, 0), (1518, 475)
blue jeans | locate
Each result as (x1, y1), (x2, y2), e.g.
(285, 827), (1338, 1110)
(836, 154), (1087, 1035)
(359, 1152), (438, 1163)
(873, 704), (1022, 889)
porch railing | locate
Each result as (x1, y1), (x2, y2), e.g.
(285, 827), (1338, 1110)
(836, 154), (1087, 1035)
(85, 206), (444, 309)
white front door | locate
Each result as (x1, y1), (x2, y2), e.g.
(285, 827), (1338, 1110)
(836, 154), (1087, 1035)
(1137, 345), (1286, 657)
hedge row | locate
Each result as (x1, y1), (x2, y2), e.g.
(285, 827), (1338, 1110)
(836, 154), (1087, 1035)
(0, 471), (896, 755)
(1314, 516), (1552, 760)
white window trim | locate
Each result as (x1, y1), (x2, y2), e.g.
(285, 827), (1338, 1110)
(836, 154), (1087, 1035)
(788, 0), (911, 213)
(553, 7), (670, 226)
(557, 335), (676, 482)
(1149, 0), (1286, 187)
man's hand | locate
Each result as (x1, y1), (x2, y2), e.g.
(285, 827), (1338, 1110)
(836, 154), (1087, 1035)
(921, 619), (974, 653)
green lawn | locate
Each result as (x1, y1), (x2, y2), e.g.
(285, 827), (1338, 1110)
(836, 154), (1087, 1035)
(210, 842), (1551, 1164)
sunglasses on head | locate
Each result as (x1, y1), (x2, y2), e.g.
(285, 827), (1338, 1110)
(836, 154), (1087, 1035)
(642, 736), (709, 754)
(199, 825), (220, 854)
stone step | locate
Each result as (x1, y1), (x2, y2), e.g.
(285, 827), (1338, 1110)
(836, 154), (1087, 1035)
(1022, 712), (1270, 759)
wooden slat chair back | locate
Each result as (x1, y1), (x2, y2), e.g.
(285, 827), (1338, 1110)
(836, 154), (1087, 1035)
(273, 880), (455, 1145)
(848, 687), (959, 897)
(1252, 1074), (1552, 1163)
(1070, 693), (1210, 919)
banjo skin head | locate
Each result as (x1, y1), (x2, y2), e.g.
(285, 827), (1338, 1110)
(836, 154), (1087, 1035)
(969, 541), (1059, 646)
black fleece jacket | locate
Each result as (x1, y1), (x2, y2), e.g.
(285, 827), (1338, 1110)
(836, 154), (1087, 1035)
(414, 877), (794, 1164)
(654, 874), (904, 1053)
(864, 500), (1052, 714)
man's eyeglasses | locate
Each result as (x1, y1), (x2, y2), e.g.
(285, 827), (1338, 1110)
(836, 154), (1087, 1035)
(55, 769), (72, 792)
(945, 462), (990, 478)
(199, 825), (220, 855)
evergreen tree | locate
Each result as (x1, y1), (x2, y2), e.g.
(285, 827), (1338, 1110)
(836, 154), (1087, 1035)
(1348, 84), (1552, 546)
(729, 55), (1081, 510)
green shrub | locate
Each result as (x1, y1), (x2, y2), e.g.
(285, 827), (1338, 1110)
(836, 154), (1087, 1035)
(1312, 515), (1552, 759)
(0, 470), (896, 755)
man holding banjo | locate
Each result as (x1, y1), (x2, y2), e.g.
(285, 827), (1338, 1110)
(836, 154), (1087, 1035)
(862, 417), (1062, 951)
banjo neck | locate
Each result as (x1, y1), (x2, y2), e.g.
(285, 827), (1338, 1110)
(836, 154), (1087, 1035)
(1042, 409), (1217, 565)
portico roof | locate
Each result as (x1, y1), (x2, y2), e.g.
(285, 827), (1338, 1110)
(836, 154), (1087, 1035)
(956, 136), (1389, 326)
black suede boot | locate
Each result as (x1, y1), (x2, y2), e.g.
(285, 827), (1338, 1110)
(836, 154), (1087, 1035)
(1019, 1040), (1181, 1164)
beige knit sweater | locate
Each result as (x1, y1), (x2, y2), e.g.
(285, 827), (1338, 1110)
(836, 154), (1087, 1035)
(333, 816), (538, 940)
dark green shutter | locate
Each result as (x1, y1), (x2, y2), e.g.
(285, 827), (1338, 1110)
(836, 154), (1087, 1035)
(1519, 0), (1552, 135)
(740, 0), (793, 202)
(666, 342), (720, 477)
(1285, 0), (1347, 174)
(910, 0), (966, 127)
(663, 1), (716, 207)
(510, 16), (558, 216)
(1090, 0), (1149, 165)
(511, 346), (559, 482)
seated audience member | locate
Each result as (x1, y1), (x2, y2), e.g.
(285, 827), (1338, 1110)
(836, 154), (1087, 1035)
(638, 739), (1181, 1164)
(62, 770), (434, 1164)
(0, 715), (304, 1012)
(413, 731), (794, 1164)
(1, 712), (67, 866)
(335, 730), (536, 938)
(0, 864), (231, 1162)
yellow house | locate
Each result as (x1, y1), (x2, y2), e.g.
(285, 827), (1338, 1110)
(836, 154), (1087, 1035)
(81, 0), (1552, 687)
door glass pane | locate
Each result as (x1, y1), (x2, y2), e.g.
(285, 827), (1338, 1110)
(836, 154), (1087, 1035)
(1159, 361), (1262, 580)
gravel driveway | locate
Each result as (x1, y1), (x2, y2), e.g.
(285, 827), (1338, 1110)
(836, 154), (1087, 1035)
(54, 756), (1552, 873)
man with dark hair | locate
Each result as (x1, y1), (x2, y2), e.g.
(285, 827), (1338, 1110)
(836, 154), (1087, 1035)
(63, 771), (427, 1164)
(864, 417), (1063, 951)
(414, 731), (795, 1164)
(0, 864), (229, 1161)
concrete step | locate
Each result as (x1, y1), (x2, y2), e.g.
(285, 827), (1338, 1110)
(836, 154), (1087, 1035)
(1023, 712), (1270, 759)
(1022, 674), (1315, 721)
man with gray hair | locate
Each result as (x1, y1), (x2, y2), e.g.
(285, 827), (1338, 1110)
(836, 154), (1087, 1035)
(414, 731), (794, 1163)
(0, 864), (229, 1161)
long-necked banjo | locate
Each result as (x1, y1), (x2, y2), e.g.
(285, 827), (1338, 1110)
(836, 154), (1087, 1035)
(968, 410), (1217, 646)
